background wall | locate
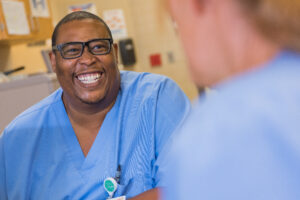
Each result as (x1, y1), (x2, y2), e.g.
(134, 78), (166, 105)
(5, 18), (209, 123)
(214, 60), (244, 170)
(0, 0), (198, 99)
(0, 42), (50, 75)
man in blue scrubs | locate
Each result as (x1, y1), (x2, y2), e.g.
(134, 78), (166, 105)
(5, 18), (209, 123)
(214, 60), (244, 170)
(163, 0), (300, 199)
(0, 11), (190, 199)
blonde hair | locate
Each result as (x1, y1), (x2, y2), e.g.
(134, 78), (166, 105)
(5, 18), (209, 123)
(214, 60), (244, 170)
(238, 0), (300, 51)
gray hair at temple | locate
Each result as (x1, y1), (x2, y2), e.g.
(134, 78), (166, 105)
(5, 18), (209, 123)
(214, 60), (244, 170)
(51, 11), (113, 47)
(237, 0), (300, 51)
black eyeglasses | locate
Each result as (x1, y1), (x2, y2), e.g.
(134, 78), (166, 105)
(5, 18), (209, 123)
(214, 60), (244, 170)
(52, 38), (113, 59)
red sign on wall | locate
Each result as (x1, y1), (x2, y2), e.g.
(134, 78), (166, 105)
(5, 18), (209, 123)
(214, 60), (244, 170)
(150, 54), (162, 67)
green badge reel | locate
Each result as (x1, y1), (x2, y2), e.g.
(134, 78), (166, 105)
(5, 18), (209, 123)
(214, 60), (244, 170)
(103, 177), (126, 200)
(104, 177), (117, 198)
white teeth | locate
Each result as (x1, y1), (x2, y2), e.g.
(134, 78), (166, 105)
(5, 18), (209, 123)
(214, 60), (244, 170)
(77, 73), (101, 84)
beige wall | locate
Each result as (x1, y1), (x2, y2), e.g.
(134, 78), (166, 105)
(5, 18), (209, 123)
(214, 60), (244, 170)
(0, 0), (198, 99)
(127, 0), (197, 99)
(0, 42), (50, 75)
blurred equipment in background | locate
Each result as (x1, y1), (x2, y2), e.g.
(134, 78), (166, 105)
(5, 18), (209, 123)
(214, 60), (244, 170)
(2, 66), (25, 76)
(41, 49), (53, 73)
(118, 38), (136, 67)
(0, 66), (25, 83)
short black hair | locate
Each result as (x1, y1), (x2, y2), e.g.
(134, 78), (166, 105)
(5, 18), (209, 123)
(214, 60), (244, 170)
(52, 11), (113, 47)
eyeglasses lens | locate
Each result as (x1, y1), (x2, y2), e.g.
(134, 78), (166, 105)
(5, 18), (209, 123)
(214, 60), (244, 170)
(89, 40), (111, 55)
(62, 43), (83, 58)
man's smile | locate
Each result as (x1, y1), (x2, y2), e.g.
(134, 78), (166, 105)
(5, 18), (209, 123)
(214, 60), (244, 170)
(75, 72), (104, 85)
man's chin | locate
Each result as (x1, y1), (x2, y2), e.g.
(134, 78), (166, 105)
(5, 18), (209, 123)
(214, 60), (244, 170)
(76, 93), (105, 105)
(79, 97), (103, 105)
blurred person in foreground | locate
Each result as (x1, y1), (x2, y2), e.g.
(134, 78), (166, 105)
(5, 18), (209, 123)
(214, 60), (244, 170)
(0, 11), (190, 199)
(163, 0), (300, 199)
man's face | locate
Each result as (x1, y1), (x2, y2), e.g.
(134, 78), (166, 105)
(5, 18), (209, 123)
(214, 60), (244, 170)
(50, 19), (120, 106)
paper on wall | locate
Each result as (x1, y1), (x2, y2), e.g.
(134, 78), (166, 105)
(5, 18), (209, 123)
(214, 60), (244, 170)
(2, 0), (30, 35)
(103, 9), (128, 40)
(68, 3), (98, 15)
(29, 0), (50, 18)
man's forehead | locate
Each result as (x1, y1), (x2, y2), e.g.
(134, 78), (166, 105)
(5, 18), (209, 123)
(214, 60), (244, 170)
(59, 19), (108, 32)
(56, 19), (110, 41)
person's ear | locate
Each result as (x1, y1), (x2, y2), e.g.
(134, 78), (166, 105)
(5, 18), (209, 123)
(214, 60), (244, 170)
(190, 0), (207, 16)
(193, 0), (205, 13)
(168, 0), (206, 19)
(49, 51), (57, 73)
(113, 43), (119, 63)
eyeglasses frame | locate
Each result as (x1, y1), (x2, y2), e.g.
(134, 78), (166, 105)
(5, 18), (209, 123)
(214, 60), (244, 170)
(52, 38), (114, 59)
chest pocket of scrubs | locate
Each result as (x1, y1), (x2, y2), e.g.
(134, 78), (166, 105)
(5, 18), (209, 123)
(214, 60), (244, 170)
(114, 174), (153, 197)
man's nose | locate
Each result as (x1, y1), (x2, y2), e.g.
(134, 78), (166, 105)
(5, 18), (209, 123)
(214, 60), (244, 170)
(78, 46), (96, 65)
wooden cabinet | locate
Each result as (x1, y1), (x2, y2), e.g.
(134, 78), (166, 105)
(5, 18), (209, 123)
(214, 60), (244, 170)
(0, 0), (53, 42)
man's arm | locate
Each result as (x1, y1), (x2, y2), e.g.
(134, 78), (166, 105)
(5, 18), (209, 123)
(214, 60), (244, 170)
(129, 188), (160, 200)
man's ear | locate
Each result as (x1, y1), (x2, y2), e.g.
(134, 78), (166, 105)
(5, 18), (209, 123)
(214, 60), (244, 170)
(188, 0), (207, 17)
(49, 51), (57, 73)
(168, 0), (206, 21)
(113, 43), (119, 63)
(193, 0), (205, 13)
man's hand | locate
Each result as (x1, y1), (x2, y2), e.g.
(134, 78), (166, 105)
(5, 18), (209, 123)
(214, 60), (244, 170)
(129, 188), (160, 200)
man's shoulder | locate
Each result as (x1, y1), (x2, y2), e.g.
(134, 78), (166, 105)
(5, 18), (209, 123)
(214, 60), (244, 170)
(120, 70), (179, 95)
(119, 71), (186, 107)
(120, 70), (171, 85)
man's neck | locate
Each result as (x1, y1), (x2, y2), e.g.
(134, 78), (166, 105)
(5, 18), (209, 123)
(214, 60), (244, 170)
(62, 94), (118, 157)
(63, 94), (117, 130)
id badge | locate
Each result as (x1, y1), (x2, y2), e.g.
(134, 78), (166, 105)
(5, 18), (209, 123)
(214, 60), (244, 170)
(108, 196), (126, 200)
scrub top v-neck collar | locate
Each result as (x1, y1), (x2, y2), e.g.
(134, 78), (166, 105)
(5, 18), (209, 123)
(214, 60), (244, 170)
(53, 90), (122, 179)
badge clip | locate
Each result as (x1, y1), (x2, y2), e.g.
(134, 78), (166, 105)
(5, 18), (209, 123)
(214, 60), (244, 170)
(104, 177), (118, 199)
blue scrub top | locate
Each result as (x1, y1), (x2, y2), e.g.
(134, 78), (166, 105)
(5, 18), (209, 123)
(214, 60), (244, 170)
(163, 51), (300, 200)
(0, 71), (190, 200)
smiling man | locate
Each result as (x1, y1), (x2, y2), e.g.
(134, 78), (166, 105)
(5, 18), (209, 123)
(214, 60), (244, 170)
(0, 11), (190, 200)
